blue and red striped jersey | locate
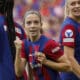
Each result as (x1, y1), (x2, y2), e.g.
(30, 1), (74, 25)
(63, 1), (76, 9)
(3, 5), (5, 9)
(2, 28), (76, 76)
(21, 35), (63, 80)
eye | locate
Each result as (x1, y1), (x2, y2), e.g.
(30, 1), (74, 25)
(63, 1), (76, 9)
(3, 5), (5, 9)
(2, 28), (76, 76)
(34, 20), (39, 24)
(26, 21), (32, 25)
(78, 1), (80, 5)
(71, 2), (76, 6)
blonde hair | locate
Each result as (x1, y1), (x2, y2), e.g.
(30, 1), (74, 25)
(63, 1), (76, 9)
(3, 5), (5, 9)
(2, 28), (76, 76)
(64, 0), (69, 18)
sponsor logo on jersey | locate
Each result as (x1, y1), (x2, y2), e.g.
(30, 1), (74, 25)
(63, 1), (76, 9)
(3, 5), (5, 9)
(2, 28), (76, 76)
(63, 38), (74, 42)
(52, 47), (60, 53)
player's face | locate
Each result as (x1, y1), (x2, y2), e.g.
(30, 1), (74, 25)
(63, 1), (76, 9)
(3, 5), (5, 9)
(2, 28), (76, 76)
(68, 0), (80, 17)
(24, 14), (42, 37)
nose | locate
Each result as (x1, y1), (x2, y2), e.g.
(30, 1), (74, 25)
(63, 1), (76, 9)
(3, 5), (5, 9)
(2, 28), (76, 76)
(75, 3), (80, 7)
(30, 22), (35, 28)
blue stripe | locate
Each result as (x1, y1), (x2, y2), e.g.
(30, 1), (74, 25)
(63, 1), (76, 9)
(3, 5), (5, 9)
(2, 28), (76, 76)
(46, 66), (61, 80)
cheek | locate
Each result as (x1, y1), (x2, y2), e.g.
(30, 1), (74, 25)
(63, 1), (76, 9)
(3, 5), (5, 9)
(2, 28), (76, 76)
(69, 6), (74, 11)
(25, 24), (29, 29)
(24, 26), (29, 33)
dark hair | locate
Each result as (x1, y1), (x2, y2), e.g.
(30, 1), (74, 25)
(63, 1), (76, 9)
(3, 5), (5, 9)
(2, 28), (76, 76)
(0, 0), (16, 61)
(6, 0), (16, 61)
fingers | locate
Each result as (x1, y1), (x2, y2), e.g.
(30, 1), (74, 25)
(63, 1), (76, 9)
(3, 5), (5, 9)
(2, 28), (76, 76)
(14, 37), (22, 44)
(14, 36), (22, 49)
(35, 52), (46, 64)
(16, 36), (20, 40)
(35, 52), (45, 57)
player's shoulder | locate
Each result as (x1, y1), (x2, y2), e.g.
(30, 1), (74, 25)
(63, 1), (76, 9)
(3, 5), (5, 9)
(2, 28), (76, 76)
(40, 35), (50, 42)
(41, 35), (57, 44)
(48, 39), (58, 44)
(44, 38), (59, 48)
(62, 17), (78, 28)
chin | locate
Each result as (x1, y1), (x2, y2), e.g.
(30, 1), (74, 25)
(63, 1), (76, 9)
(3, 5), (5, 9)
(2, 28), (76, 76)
(74, 15), (80, 18)
(73, 13), (80, 17)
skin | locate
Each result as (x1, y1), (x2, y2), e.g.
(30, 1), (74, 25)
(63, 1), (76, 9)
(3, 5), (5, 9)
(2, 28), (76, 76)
(64, 46), (80, 78)
(14, 12), (71, 78)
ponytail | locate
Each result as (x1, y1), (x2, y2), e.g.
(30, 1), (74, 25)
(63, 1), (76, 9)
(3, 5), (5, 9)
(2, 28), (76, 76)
(5, 0), (16, 61)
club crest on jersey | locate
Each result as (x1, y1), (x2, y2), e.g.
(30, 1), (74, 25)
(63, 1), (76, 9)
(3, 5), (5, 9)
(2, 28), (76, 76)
(65, 29), (73, 38)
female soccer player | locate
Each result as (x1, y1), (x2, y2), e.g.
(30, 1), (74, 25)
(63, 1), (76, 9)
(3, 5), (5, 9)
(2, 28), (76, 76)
(60, 0), (80, 79)
(15, 10), (71, 80)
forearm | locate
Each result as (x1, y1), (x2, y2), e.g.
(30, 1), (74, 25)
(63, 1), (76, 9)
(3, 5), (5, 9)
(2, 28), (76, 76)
(43, 59), (71, 72)
(69, 57), (80, 78)
(15, 48), (24, 77)
(64, 46), (80, 78)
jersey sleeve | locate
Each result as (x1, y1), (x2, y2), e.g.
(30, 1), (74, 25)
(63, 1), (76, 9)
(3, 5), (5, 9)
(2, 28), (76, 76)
(43, 40), (63, 60)
(14, 22), (27, 40)
(61, 24), (76, 47)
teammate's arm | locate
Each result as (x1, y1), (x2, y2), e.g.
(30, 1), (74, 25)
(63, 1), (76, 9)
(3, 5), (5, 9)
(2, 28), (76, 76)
(64, 46), (80, 78)
(61, 24), (80, 78)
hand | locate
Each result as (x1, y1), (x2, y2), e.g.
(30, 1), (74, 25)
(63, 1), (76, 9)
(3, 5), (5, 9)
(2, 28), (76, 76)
(14, 37), (22, 49)
(35, 52), (47, 64)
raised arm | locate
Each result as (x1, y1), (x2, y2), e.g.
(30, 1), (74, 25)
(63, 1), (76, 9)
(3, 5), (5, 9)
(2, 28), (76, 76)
(14, 37), (27, 77)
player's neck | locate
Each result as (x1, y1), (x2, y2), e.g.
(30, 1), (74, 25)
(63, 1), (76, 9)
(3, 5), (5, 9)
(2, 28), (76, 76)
(30, 33), (41, 42)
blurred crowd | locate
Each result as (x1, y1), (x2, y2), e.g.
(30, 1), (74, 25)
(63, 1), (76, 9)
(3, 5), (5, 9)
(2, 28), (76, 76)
(13, 0), (65, 41)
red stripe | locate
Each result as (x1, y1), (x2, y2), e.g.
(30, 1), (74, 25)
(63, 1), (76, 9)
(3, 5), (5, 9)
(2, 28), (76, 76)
(42, 66), (51, 80)
(34, 45), (39, 52)
(29, 46), (33, 62)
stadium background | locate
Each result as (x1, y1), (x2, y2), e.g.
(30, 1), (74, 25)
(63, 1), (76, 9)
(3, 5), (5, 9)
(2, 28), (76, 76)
(13, 0), (65, 41)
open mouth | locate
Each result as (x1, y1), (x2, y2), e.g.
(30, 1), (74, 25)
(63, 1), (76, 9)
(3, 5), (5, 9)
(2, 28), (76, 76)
(29, 30), (37, 32)
(73, 8), (80, 12)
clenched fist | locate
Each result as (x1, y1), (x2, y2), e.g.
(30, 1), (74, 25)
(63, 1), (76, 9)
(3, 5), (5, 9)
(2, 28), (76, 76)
(14, 37), (22, 49)
(35, 52), (47, 64)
